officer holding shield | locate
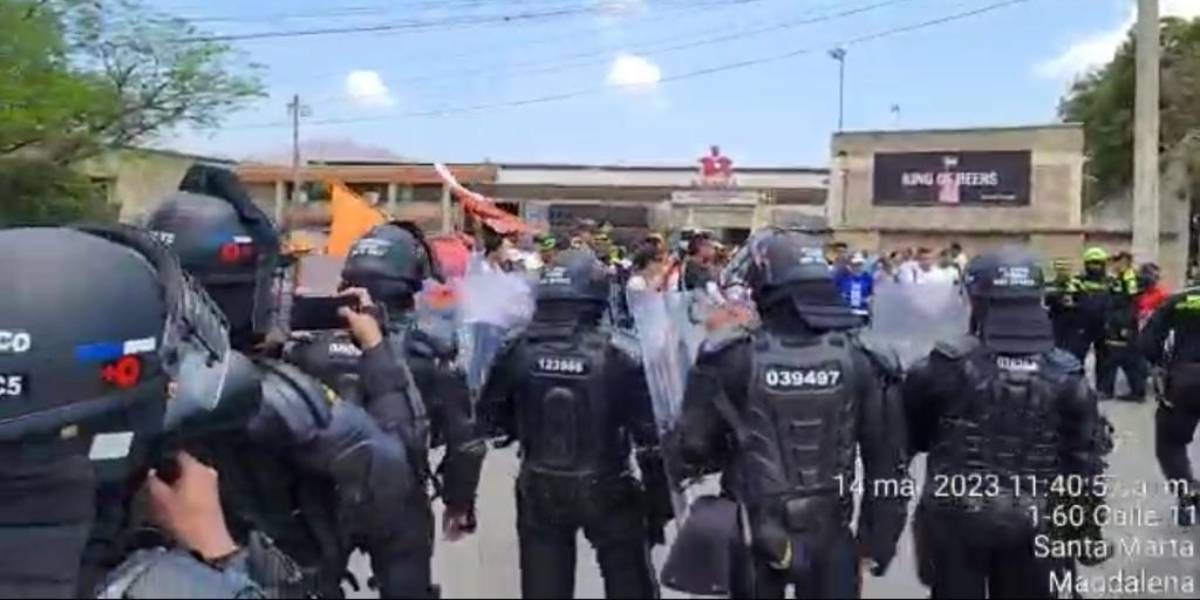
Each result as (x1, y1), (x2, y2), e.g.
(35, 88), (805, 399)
(674, 230), (909, 599)
(480, 249), (669, 599)
(903, 247), (1111, 597)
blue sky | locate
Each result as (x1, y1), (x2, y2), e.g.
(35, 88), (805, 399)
(149, 0), (1191, 166)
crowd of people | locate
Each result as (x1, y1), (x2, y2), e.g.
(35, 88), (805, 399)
(6, 161), (1200, 600)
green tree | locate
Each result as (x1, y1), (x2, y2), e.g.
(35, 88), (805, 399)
(0, 158), (113, 226)
(1059, 16), (1200, 203)
(0, 0), (264, 223)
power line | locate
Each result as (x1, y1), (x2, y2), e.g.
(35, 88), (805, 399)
(177, 0), (605, 25)
(383, 0), (921, 88)
(171, 0), (752, 43)
(300, 0), (917, 109)
(232, 0), (1034, 129)
(265, 0), (776, 88)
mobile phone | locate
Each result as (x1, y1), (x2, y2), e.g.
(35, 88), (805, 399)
(290, 295), (360, 331)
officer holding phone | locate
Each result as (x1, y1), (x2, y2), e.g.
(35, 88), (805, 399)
(290, 221), (487, 599)
(143, 166), (422, 598)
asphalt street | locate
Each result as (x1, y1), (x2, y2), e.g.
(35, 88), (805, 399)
(343, 394), (1200, 599)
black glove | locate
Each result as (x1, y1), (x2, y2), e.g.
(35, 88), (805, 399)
(637, 449), (675, 547)
(858, 538), (895, 576)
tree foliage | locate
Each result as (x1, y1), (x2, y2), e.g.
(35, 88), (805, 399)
(0, 158), (114, 226)
(1060, 17), (1200, 203)
(0, 0), (264, 223)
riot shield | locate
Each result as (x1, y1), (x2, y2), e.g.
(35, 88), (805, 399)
(863, 278), (972, 369)
(628, 289), (712, 522)
(458, 255), (535, 398)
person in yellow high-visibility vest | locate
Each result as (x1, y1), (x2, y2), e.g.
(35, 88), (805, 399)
(1101, 251), (1147, 401)
(1063, 247), (1116, 388)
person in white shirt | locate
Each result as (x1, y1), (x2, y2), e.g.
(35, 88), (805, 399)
(626, 244), (666, 295)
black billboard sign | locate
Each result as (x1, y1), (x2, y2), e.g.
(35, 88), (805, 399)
(872, 150), (1031, 206)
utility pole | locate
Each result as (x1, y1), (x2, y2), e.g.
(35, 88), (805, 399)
(829, 48), (847, 131)
(1133, 0), (1160, 264)
(282, 94), (310, 233)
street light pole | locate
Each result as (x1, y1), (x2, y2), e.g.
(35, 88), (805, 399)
(829, 48), (847, 131)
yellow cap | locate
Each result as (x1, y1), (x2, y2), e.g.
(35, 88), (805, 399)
(1083, 247), (1108, 263)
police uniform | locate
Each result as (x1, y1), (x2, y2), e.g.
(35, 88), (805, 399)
(1044, 259), (1077, 350)
(1099, 265), (1147, 399)
(289, 221), (487, 598)
(903, 247), (1111, 598)
(0, 225), (302, 598)
(145, 166), (421, 598)
(675, 231), (909, 599)
(1141, 290), (1200, 522)
(480, 250), (665, 599)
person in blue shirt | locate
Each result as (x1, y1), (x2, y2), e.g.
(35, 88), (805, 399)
(836, 252), (874, 316)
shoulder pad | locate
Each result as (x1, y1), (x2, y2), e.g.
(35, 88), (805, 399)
(97, 548), (261, 599)
(404, 324), (457, 361)
(853, 335), (903, 381)
(257, 358), (336, 434)
(285, 331), (358, 372)
(1044, 348), (1084, 375)
(932, 335), (980, 361)
(699, 326), (752, 357)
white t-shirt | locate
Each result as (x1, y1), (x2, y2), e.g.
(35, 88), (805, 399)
(913, 266), (958, 286)
(627, 274), (650, 293)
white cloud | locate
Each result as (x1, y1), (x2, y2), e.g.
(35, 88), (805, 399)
(596, 0), (644, 18)
(1036, 1), (1200, 79)
(344, 70), (395, 108)
(606, 53), (662, 90)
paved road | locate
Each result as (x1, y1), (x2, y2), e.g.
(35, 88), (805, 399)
(342, 395), (1200, 599)
(299, 259), (1198, 598)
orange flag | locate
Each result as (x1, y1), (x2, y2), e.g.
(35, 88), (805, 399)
(325, 181), (386, 257)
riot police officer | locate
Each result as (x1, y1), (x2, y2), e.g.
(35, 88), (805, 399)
(143, 166), (420, 598)
(479, 249), (668, 599)
(1141, 289), (1200, 525)
(290, 221), (488, 597)
(675, 230), (909, 599)
(903, 247), (1111, 598)
(0, 225), (300, 598)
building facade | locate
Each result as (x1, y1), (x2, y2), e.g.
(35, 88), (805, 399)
(829, 123), (1189, 283)
(82, 148), (234, 222)
(482, 161), (829, 244)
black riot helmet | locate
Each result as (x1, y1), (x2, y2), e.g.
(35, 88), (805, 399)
(0, 225), (255, 480)
(537, 249), (611, 305)
(532, 249), (610, 326)
(963, 246), (1054, 354)
(341, 221), (440, 310)
(742, 229), (861, 330)
(145, 166), (281, 348)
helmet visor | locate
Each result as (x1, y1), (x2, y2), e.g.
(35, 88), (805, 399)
(159, 274), (232, 431)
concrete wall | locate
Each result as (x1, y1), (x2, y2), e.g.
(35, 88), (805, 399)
(825, 124), (1099, 269)
(78, 150), (207, 222)
(829, 124), (1086, 233)
(495, 165), (829, 190)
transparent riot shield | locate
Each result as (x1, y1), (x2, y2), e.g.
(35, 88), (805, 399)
(628, 288), (715, 525)
(458, 255), (535, 399)
(863, 278), (972, 369)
